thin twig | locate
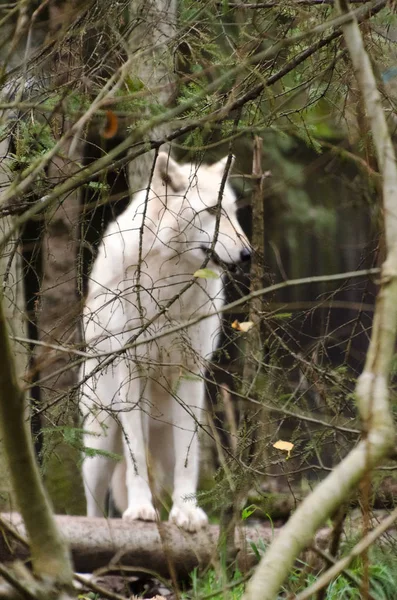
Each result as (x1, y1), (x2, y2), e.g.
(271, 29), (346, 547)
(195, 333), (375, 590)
(0, 563), (37, 600)
(242, 0), (397, 591)
(21, 267), (380, 421)
(16, 267), (381, 364)
(222, 0), (372, 6)
(0, 1), (387, 244)
(296, 508), (397, 599)
(311, 545), (377, 600)
(73, 574), (127, 600)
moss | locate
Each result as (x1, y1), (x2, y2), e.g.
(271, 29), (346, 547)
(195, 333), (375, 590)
(42, 432), (85, 515)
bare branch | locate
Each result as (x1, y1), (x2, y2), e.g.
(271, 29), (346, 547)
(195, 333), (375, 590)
(224, 0), (372, 6)
(296, 507), (397, 599)
(0, 0), (386, 243)
(242, 0), (397, 596)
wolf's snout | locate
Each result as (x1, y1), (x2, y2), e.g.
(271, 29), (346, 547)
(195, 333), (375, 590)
(240, 248), (251, 262)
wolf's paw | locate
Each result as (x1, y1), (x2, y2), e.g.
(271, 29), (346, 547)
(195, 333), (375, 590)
(123, 503), (158, 522)
(169, 504), (208, 532)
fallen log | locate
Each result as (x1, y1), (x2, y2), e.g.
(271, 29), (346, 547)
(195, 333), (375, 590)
(254, 476), (397, 519)
(0, 513), (332, 578)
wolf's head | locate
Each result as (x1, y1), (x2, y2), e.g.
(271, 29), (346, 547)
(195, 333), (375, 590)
(146, 152), (251, 268)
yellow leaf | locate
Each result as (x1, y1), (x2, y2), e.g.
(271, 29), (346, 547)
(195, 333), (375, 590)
(231, 319), (254, 332)
(273, 439), (294, 459)
(194, 268), (219, 279)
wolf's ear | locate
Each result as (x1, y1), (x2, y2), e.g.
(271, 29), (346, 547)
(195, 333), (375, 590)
(155, 153), (186, 192)
(211, 155), (235, 176)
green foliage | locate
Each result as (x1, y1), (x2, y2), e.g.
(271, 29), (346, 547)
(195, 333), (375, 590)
(40, 424), (86, 515)
(81, 446), (123, 462)
(85, 181), (109, 191)
(286, 545), (397, 599)
(262, 131), (336, 237)
(43, 425), (122, 464)
(308, 556), (397, 600)
(184, 544), (397, 600)
(176, 0), (353, 161)
(241, 504), (259, 521)
(186, 567), (245, 600)
(42, 91), (91, 115)
(114, 79), (165, 116)
(372, 10), (397, 32)
(272, 312), (292, 320)
(12, 120), (55, 173)
(177, 81), (215, 122)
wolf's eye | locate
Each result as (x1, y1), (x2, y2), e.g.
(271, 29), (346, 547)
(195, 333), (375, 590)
(206, 205), (220, 215)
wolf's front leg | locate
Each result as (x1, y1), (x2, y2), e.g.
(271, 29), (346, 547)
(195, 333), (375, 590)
(81, 359), (123, 517)
(119, 369), (158, 523)
(169, 376), (208, 532)
(82, 411), (120, 517)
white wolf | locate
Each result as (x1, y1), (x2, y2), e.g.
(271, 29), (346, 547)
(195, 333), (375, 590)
(80, 153), (250, 532)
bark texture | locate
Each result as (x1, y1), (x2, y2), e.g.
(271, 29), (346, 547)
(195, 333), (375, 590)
(0, 513), (333, 578)
(0, 309), (73, 584)
(0, 136), (27, 511)
(35, 2), (85, 513)
(36, 141), (85, 514)
(127, 0), (177, 192)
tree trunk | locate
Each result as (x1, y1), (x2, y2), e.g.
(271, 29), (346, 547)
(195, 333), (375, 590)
(219, 138), (268, 563)
(35, 3), (86, 514)
(36, 141), (85, 514)
(0, 135), (28, 511)
(127, 0), (177, 191)
(0, 297), (73, 585)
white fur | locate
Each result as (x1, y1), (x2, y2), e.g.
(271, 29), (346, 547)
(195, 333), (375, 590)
(80, 153), (249, 532)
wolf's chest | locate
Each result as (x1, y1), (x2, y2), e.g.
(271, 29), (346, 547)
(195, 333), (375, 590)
(121, 273), (224, 363)
(124, 269), (224, 320)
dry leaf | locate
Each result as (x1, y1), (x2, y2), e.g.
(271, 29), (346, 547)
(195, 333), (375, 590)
(102, 110), (119, 139)
(231, 319), (254, 332)
(273, 439), (294, 458)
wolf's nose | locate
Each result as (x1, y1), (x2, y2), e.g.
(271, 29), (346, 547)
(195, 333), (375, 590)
(240, 248), (251, 262)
